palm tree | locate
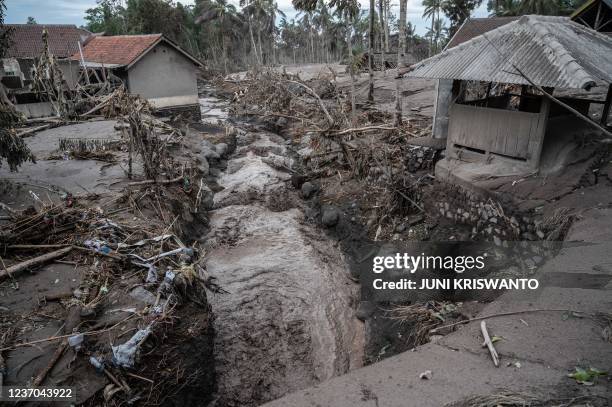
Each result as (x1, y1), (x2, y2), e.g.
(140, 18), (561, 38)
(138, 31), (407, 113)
(196, 0), (243, 73)
(426, 17), (448, 54)
(394, 0), (407, 126)
(488, 0), (521, 16)
(367, 0), (375, 102)
(422, 0), (442, 56)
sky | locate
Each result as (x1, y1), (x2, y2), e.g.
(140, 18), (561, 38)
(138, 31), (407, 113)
(5, 0), (489, 36)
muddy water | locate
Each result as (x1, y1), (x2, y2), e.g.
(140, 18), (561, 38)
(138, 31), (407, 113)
(200, 97), (364, 406)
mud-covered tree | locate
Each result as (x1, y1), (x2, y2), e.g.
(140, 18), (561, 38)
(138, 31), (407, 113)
(0, 0), (36, 171)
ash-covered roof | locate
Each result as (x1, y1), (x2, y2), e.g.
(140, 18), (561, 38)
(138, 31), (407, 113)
(73, 34), (202, 69)
(404, 15), (612, 90)
(446, 17), (520, 49)
(4, 24), (91, 59)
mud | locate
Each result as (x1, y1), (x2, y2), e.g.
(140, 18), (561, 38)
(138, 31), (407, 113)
(203, 122), (364, 406)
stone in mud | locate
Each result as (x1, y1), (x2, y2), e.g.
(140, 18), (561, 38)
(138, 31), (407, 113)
(199, 184), (215, 211)
(202, 140), (220, 160)
(321, 206), (340, 227)
(356, 301), (376, 321)
(301, 181), (318, 199)
(215, 142), (229, 157)
(200, 156), (210, 176)
(291, 174), (306, 189)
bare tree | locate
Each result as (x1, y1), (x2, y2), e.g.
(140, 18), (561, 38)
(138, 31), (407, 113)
(394, 0), (407, 125)
(368, 0), (375, 102)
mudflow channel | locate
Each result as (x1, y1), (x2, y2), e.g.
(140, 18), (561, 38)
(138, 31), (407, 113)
(202, 99), (364, 406)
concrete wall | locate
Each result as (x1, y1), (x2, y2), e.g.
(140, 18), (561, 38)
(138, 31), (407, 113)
(127, 42), (199, 109)
(15, 102), (56, 119)
(58, 59), (81, 89)
(432, 79), (453, 139)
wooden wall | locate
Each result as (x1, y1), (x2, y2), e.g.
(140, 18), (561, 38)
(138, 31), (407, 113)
(447, 102), (549, 166)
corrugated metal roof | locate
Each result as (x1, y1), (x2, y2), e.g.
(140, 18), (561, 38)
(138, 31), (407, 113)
(404, 15), (612, 90)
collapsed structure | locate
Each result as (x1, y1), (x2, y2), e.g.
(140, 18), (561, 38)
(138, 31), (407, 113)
(404, 15), (612, 187)
(73, 34), (203, 119)
(0, 25), (203, 120)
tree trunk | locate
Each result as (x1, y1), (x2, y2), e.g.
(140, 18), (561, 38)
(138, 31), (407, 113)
(378, 0), (386, 75)
(394, 0), (407, 126)
(368, 0), (375, 103)
(384, 0), (390, 52)
(347, 18), (357, 126)
(248, 15), (261, 65)
(429, 15), (434, 57)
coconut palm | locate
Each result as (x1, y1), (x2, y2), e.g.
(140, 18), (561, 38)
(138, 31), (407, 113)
(196, 0), (244, 73)
(422, 0), (443, 56)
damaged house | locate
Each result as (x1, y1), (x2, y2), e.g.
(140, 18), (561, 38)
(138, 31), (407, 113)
(72, 34), (203, 119)
(1, 24), (90, 117)
(403, 15), (612, 188)
(1, 27), (203, 119)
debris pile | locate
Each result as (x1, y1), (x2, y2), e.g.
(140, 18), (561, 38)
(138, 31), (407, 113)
(0, 177), (215, 404)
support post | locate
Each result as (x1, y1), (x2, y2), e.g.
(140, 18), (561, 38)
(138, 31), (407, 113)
(601, 84), (612, 127)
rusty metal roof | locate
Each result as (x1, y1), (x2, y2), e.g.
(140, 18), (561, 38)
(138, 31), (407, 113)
(4, 24), (91, 59)
(404, 15), (612, 90)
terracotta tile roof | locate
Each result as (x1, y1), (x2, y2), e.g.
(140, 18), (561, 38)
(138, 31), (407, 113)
(4, 24), (92, 59)
(73, 34), (163, 66)
(446, 17), (520, 49)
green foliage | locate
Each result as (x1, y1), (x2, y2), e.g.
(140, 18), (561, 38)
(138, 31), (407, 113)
(441, 0), (484, 37)
(26, 16), (37, 24)
(0, 0), (14, 59)
(568, 367), (608, 385)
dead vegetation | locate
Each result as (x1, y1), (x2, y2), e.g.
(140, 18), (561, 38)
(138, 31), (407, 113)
(444, 392), (609, 407)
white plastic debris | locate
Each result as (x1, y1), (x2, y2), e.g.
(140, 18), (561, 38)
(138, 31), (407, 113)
(68, 333), (84, 350)
(111, 326), (152, 368)
(145, 264), (158, 283)
(89, 356), (104, 372)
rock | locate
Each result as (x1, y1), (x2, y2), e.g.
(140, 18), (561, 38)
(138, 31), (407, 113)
(396, 223), (407, 233)
(356, 301), (376, 321)
(321, 206), (340, 227)
(129, 286), (156, 305)
(493, 235), (502, 246)
(301, 181), (318, 199)
(198, 184), (215, 211)
(536, 230), (545, 239)
(276, 117), (288, 129)
(210, 168), (221, 177)
(202, 140), (220, 160)
(215, 143), (228, 157)
(291, 174), (306, 189)
(200, 157), (210, 176)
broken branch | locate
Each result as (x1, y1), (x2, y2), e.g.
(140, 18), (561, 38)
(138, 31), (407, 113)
(480, 321), (499, 367)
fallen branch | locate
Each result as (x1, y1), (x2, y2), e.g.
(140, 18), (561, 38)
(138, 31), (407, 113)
(480, 321), (499, 367)
(0, 246), (73, 282)
(17, 124), (52, 138)
(127, 175), (183, 187)
(327, 126), (397, 136)
(285, 79), (334, 126)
